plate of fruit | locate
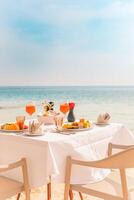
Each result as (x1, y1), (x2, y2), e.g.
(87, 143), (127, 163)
(0, 123), (28, 133)
(62, 119), (93, 132)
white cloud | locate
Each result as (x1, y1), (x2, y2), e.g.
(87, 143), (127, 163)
(98, 1), (134, 19)
(1, 0), (134, 28)
(6, 0), (134, 26)
(0, 0), (134, 85)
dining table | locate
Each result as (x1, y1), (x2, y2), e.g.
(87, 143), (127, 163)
(0, 123), (134, 200)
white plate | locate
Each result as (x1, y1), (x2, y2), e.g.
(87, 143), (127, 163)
(62, 126), (94, 132)
(0, 128), (24, 133)
(95, 122), (110, 126)
(24, 132), (45, 136)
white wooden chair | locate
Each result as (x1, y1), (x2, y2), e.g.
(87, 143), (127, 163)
(64, 143), (134, 200)
(0, 158), (30, 200)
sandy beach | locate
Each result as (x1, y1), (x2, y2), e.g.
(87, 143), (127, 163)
(9, 184), (99, 200)
(9, 169), (134, 200)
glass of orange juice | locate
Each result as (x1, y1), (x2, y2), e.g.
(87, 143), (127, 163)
(16, 116), (25, 130)
(59, 103), (69, 124)
(60, 103), (69, 114)
(25, 102), (36, 120)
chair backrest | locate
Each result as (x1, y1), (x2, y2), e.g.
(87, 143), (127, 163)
(0, 158), (30, 200)
(94, 146), (134, 169)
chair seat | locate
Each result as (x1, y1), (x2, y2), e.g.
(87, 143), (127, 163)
(0, 176), (24, 200)
(71, 169), (134, 200)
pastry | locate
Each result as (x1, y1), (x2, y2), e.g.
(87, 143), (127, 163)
(1, 123), (20, 131)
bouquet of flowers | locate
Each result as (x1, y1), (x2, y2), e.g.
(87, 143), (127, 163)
(42, 101), (55, 116)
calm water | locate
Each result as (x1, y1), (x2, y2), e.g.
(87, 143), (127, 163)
(0, 86), (134, 130)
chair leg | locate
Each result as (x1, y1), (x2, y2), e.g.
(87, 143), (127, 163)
(69, 189), (73, 200)
(25, 189), (31, 200)
(47, 183), (51, 200)
(79, 192), (84, 200)
(16, 193), (21, 200)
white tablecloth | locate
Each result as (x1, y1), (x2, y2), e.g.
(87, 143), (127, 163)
(0, 123), (133, 188)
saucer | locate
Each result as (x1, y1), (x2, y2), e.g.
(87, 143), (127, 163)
(95, 122), (110, 126)
(24, 132), (45, 136)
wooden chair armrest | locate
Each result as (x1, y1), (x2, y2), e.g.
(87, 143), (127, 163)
(0, 158), (26, 173)
(71, 157), (105, 168)
(109, 143), (134, 150)
(69, 145), (134, 169)
(108, 143), (134, 156)
(71, 144), (134, 168)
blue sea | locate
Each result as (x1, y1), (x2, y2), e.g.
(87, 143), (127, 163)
(0, 86), (134, 131)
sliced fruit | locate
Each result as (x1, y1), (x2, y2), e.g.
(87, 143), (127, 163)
(23, 124), (28, 129)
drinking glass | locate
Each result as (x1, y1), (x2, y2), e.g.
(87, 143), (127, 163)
(16, 116), (25, 130)
(25, 102), (36, 122)
(54, 114), (64, 131)
(60, 103), (69, 114)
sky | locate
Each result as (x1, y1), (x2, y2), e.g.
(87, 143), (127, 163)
(0, 0), (134, 86)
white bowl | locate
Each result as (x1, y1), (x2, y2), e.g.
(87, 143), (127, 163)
(37, 115), (55, 125)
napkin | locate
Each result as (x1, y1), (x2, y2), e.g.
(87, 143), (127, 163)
(97, 113), (110, 124)
(29, 121), (43, 134)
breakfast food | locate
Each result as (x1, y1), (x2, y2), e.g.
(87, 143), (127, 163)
(23, 124), (28, 129)
(63, 123), (79, 129)
(1, 123), (20, 131)
(83, 120), (91, 128)
(63, 119), (91, 130)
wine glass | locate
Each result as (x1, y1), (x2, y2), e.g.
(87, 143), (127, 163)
(59, 103), (69, 124)
(25, 102), (36, 121)
(60, 103), (69, 115)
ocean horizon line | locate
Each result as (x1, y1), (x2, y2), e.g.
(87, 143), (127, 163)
(1, 85), (134, 88)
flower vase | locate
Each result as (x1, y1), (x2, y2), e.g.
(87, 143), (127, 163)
(67, 109), (75, 122)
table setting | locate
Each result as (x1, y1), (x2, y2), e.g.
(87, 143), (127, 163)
(0, 99), (113, 139)
(0, 101), (100, 136)
(0, 100), (134, 192)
